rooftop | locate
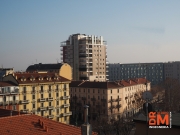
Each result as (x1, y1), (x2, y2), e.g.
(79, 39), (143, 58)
(70, 78), (150, 89)
(0, 81), (18, 87)
(0, 111), (97, 135)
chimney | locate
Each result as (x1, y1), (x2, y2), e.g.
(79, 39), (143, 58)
(81, 105), (92, 135)
(45, 126), (48, 132)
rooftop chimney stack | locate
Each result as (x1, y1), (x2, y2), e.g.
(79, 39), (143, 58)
(81, 105), (92, 135)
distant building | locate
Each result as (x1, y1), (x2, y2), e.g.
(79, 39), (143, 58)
(108, 63), (164, 85)
(0, 81), (19, 110)
(0, 68), (14, 81)
(61, 33), (108, 81)
(69, 78), (150, 120)
(3, 72), (72, 124)
(164, 61), (180, 81)
(0, 110), (97, 135)
(26, 63), (72, 80)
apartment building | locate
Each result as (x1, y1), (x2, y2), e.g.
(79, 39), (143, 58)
(70, 78), (150, 120)
(3, 72), (72, 124)
(61, 33), (108, 81)
(0, 81), (19, 110)
(108, 63), (164, 85)
(0, 68), (14, 81)
(26, 63), (72, 80)
(164, 61), (180, 81)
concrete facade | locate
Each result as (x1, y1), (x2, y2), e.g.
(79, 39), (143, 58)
(108, 63), (164, 85)
(61, 34), (108, 81)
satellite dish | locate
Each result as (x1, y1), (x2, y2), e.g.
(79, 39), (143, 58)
(142, 91), (153, 101)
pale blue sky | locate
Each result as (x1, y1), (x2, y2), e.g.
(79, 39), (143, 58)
(1, 0), (180, 71)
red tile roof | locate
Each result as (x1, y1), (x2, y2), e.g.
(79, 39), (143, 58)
(12, 72), (70, 84)
(0, 113), (97, 135)
(0, 81), (18, 87)
(70, 78), (150, 89)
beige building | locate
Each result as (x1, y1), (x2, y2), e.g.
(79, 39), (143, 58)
(70, 78), (150, 120)
(3, 72), (72, 124)
(61, 33), (108, 81)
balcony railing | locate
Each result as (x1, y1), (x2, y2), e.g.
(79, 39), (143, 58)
(91, 98), (96, 101)
(12, 100), (19, 104)
(108, 99), (116, 103)
(63, 111), (72, 117)
(82, 97), (86, 100)
(39, 98), (46, 102)
(62, 96), (70, 100)
(20, 100), (29, 104)
(39, 107), (46, 111)
(47, 115), (54, 119)
(101, 99), (107, 102)
(63, 104), (70, 108)
(47, 97), (53, 101)
(116, 98), (121, 102)
(116, 104), (121, 108)
(47, 106), (54, 110)
(21, 109), (29, 112)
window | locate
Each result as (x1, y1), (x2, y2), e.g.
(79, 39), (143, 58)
(41, 94), (43, 98)
(117, 89), (119, 93)
(23, 105), (26, 109)
(41, 86), (43, 92)
(57, 109), (59, 114)
(98, 96), (100, 100)
(13, 95), (16, 101)
(32, 94), (35, 99)
(56, 93), (59, 97)
(93, 89), (94, 93)
(56, 85), (58, 90)
(49, 85), (51, 90)
(41, 103), (43, 107)
(32, 87), (35, 92)
(49, 102), (51, 106)
(98, 89), (99, 93)
(33, 103), (35, 108)
(79, 89), (81, 92)
(23, 87), (26, 93)
(23, 95), (26, 100)
(56, 101), (59, 105)
(88, 89), (90, 93)
(49, 93), (51, 97)
(13, 105), (16, 110)
(111, 90), (112, 94)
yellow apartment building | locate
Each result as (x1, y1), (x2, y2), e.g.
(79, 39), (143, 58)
(70, 78), (150, 120)
(3, 72), (72, 124)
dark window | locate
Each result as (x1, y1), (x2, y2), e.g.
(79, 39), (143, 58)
(56, 85), (58, 90)
(32, 95), (35, 99)
(57, 101), (59, 105)
(41, 94), (43, 98)
(23, 87), (26, 93)
(57, 109), (59, 114)
(13, 95), (16, 101)
(56, 93), (59, 97)
(49, 93), (51, 97)
(49, 85), (51, 90)
(33, 103), (35, 108)
(41, 86), (43, 92)
(23, 95), (26, 100)
(49, 102), (51, 106)
(23, 105), (26, 109)
(41, 103), (43, 107)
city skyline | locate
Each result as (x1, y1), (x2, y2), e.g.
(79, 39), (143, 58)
(1, 1), (180, 71)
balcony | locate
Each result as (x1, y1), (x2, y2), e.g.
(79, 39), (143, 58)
(108, 99), (115, 103)
(77, 102), (82, 106)
(21, 109), (29, 112)
(62, 96), (70, 100)
(47, 97), (53, 101)
(79, 54), (88, 57)
(47, 115), (54, 119)
(116, 98), (121, 102)
(39, 107), (46, 111)
(91, 98), (96, 101)
(39, 98), (46, 102)
(63, 104), (70, 108)
(101, 99), (107, 102)
(20, 100), (29, 104)
(63, 111), (72, 117)
(47, 106), (54, 110)
(82, 97), (86, 100)
(116, 104), (121, 108)
(12, 100), (19, 104)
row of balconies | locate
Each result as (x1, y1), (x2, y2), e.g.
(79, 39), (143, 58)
(0, 100), (19, 105)
(29, 89), (69, 94)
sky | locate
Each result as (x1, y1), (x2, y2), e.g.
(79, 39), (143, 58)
(1, 0), (180, 71)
